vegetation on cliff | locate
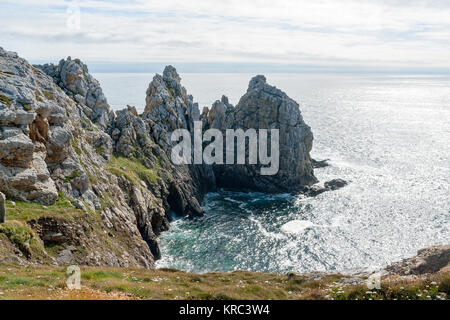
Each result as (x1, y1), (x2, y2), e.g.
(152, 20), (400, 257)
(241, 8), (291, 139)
(0, 263), (448, 300)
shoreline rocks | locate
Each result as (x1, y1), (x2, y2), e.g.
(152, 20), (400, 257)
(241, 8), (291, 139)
(385, 245), (450, 275)
(1, 46), (347, 268)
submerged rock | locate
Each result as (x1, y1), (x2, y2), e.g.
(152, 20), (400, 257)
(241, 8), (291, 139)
(324, 179), (348, 190)
(312, 158), (330, 168)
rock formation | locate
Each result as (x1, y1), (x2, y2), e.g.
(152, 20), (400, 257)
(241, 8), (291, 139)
(385, 245), (450, 275)
(1, 47), (157, 267)
(201, 75), (317, 193)
(1, 46), (345, 268)
(37, 57), (114, 130)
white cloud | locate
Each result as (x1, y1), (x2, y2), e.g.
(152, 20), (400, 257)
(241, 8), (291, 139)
(1, 0), (450, 70)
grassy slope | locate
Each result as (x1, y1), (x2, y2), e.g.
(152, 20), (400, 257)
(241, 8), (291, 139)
(0, 197), (449, 300)
(4, 193), (84, 222)
(0, 263), (448, 300)
(0, 167), (448, 300)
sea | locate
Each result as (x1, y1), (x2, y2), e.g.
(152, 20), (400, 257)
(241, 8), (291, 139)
(93, 72), (450, 274)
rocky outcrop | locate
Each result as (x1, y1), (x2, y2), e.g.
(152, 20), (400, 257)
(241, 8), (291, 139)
(385, 245), (450, 275)
(0, 47), (158, 267)
(300, 178), (348, 197)
(201, 75), (317, 193)
(36, 57), (114, 130)
(312, 158), (330, 168)
(1, 46), (346, 268)
(141, 66), (216, 216)
(1, 49), (60, 205)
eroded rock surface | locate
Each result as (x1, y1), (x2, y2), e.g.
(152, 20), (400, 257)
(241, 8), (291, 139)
(1, 47), (158, 267)
(37, 57), (114, 130)
(1, 46), (346, 268)
(385, 245), (450, 275)
(201, 75), (317, 193)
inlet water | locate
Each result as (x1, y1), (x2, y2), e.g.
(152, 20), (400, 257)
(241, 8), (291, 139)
(95, 73), (450, 273)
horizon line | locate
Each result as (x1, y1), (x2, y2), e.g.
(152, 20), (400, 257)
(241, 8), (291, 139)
(29, 60), (450, 75)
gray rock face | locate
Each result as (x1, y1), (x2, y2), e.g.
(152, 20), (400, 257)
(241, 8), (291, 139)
(0, 47), (158, 267)
(385, 245), (450, 275)
(0, 192), (5, 223)
(36, 57), (114, 130)
(0, 48), (62, 205)
(143, 65), (200, 148)
(123, 67), (216, 217)
(202, 75), (317, 193)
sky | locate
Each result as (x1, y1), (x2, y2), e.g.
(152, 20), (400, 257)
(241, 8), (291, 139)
(1, 0), (450, 73)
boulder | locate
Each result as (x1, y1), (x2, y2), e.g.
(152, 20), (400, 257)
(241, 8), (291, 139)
(385, 245), (450, 275)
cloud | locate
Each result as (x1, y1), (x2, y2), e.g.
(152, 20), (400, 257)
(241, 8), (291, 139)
(1, 0), (450, 70)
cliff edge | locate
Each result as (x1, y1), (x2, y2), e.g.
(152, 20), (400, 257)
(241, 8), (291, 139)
(0, 47), (342, 268)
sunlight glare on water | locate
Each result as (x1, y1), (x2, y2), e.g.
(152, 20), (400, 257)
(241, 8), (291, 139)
(94, 72), (450, 273)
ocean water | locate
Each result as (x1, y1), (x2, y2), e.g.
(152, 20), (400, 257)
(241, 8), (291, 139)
(94, 72), (450, 273)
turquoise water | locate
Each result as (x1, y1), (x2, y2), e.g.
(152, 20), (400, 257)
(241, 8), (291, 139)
(94, 73), (450, 273)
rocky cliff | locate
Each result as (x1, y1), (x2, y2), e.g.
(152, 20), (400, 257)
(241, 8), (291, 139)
(0, 47), (338, 268)
(201, 75), (316, 193)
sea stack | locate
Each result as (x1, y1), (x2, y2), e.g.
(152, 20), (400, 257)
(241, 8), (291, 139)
(201, 75), (317, 193)
(1, 46), (343, 267)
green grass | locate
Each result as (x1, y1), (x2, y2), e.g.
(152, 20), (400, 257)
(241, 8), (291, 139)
(327, 275), (450, 300)
(34, 90), (43, 102)
(0, 221), (46, 258)
(99, 192), (115, 210)
(64, 169), (81, 183)
(42, 90), (54, 100)
(44, 244), (65, 257)
(95, 146), (105, 155)
(82, 270), (124, 280)
(81, 119), (94, 132)
(0, 275), (48, 289)
(71, 138), (82, 155)
(107, 156), (158, 184)
(0, 94), (12, 106)
(5, 192), (83, 222)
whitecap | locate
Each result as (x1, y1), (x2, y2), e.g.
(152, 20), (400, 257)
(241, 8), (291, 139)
(281, 220), (316, 234)
(224, 197), (244, 204)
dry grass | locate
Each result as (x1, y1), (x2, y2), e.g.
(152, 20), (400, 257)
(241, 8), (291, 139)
(0, 263), (447, 300)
